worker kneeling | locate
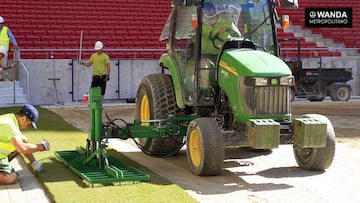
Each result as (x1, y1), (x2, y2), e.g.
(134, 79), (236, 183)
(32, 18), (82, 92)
(0, 105), (50, 185)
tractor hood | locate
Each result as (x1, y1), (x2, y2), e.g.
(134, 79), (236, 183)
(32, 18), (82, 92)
(218, 48), (292, 122)
(219, 49), (292, 77)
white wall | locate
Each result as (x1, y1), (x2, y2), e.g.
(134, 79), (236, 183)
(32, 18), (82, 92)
(17, 56), (360, 105)
(19, 59), (162, 105)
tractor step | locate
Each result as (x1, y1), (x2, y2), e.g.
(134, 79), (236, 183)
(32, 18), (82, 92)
(55, 149), (149, 186)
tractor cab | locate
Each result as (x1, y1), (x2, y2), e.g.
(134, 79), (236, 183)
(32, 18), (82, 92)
(160, 0), (297, 109)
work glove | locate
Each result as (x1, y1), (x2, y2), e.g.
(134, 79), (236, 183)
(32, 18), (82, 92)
(31, 160), (44, 172)
(106, 74), (110, 81)
(41, 140), (50, 151)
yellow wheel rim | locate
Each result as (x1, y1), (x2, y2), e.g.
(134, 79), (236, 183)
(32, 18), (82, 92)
(189, 129), (201, 167)
(140, 94), (150, 126)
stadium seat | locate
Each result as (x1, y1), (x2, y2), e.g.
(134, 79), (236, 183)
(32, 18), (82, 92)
(278, 1), (360, 50)
(9, 0), (353, 59)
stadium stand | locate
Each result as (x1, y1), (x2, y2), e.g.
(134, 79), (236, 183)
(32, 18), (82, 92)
(277, 26), (342, 58)
(1, 0), (357, 59)
(1, 0), (171, 59)
(277, 0), (360, 57)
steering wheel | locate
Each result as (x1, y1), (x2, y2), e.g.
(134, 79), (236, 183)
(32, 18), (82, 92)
(211, 28), (240, 50)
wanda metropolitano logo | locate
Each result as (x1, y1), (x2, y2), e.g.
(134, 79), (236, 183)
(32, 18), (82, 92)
(305, 8), (352, 28)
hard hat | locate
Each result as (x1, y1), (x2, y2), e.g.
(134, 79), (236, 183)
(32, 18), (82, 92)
(94, 41), (104, 50)
(202, 2), (217, 18)
(0, 46), (7, 57)
(0, 16), (4, 23)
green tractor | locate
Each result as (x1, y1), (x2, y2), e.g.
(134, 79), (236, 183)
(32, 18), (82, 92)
(135, 0), (335, 176)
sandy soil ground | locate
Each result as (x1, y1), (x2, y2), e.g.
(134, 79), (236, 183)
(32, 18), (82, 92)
(48, 101), (360, 203)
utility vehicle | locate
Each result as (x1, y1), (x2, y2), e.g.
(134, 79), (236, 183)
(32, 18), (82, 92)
(280, 38), (353, 102)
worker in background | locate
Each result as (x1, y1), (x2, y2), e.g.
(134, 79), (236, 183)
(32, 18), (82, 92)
(81, 41), (110, 100)
(0, 105), (50, 185)
(0, 16), (19, 68)
(0, 46), (15, 81)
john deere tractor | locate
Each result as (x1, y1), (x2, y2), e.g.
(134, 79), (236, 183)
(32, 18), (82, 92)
(135, 0), (335, 176)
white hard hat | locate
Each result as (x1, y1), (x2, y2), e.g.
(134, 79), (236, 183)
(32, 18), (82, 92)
(0, 16), (4, 23)
(0, 46), (7, 57)
(94, 41), (104, 50)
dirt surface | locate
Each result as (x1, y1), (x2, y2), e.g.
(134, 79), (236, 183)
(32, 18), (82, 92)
(48, 101), (360, 203)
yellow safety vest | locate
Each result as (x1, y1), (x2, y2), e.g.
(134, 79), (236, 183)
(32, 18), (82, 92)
(0, 113), (18, 159)
(0, 26), (10, 51)
(0, 142), (15, 158)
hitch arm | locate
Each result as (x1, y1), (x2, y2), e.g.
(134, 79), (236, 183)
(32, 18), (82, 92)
(103, 116), (197, 140)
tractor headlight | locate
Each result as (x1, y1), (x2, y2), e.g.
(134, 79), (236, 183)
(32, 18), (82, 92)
(244, 76), (268, 86)
(280, 76), (294, 86)
(254, 77), (268, 86)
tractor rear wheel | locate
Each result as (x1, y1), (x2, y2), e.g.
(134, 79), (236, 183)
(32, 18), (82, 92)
(293, 114), (336, 170)
(135, 74), (184, 157)
(186, 118), (224, 176)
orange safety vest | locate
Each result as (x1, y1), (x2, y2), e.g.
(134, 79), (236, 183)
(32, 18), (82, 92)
(0, 26), (10, 51)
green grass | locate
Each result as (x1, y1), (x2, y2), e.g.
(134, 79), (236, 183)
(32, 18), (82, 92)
(0, 106), (198, 203)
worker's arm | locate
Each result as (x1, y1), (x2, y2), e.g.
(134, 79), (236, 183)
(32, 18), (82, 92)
(81, 61), (92, 67)
(7, 28), (19, 49)
(106, 63), (110, 75)
(10, 135), (45, 154)
(105, 63), (111, 81)
(0, 63), (16, 70)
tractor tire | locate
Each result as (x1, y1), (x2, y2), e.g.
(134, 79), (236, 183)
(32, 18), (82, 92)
(135, 73), (184, 157)
(186, 118), (224, 176)
(293, 114), (336, 170)
(329, 83), (351, 101)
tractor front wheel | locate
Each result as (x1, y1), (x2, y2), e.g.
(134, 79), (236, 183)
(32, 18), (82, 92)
(293, 114), (336, 170)
(186, 118), (224, 176)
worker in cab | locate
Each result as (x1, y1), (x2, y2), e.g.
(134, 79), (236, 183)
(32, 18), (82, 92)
(198, 2), (241, 99)
(201, 2), (241, 57)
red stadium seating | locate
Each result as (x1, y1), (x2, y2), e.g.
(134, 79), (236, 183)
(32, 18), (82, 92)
(277, 0), (360, 55)
(277, 27), (342, 58)
(0, 0), (171, 59)
(3, 0), (355, 59)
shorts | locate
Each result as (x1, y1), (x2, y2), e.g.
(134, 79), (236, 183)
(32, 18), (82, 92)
(0, 158), (15, 174)
(91, 75), (107, 95)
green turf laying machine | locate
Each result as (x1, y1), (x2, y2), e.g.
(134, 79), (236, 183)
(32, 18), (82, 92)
(56, 0), (336, 185)
(55, 88), (150, 185)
